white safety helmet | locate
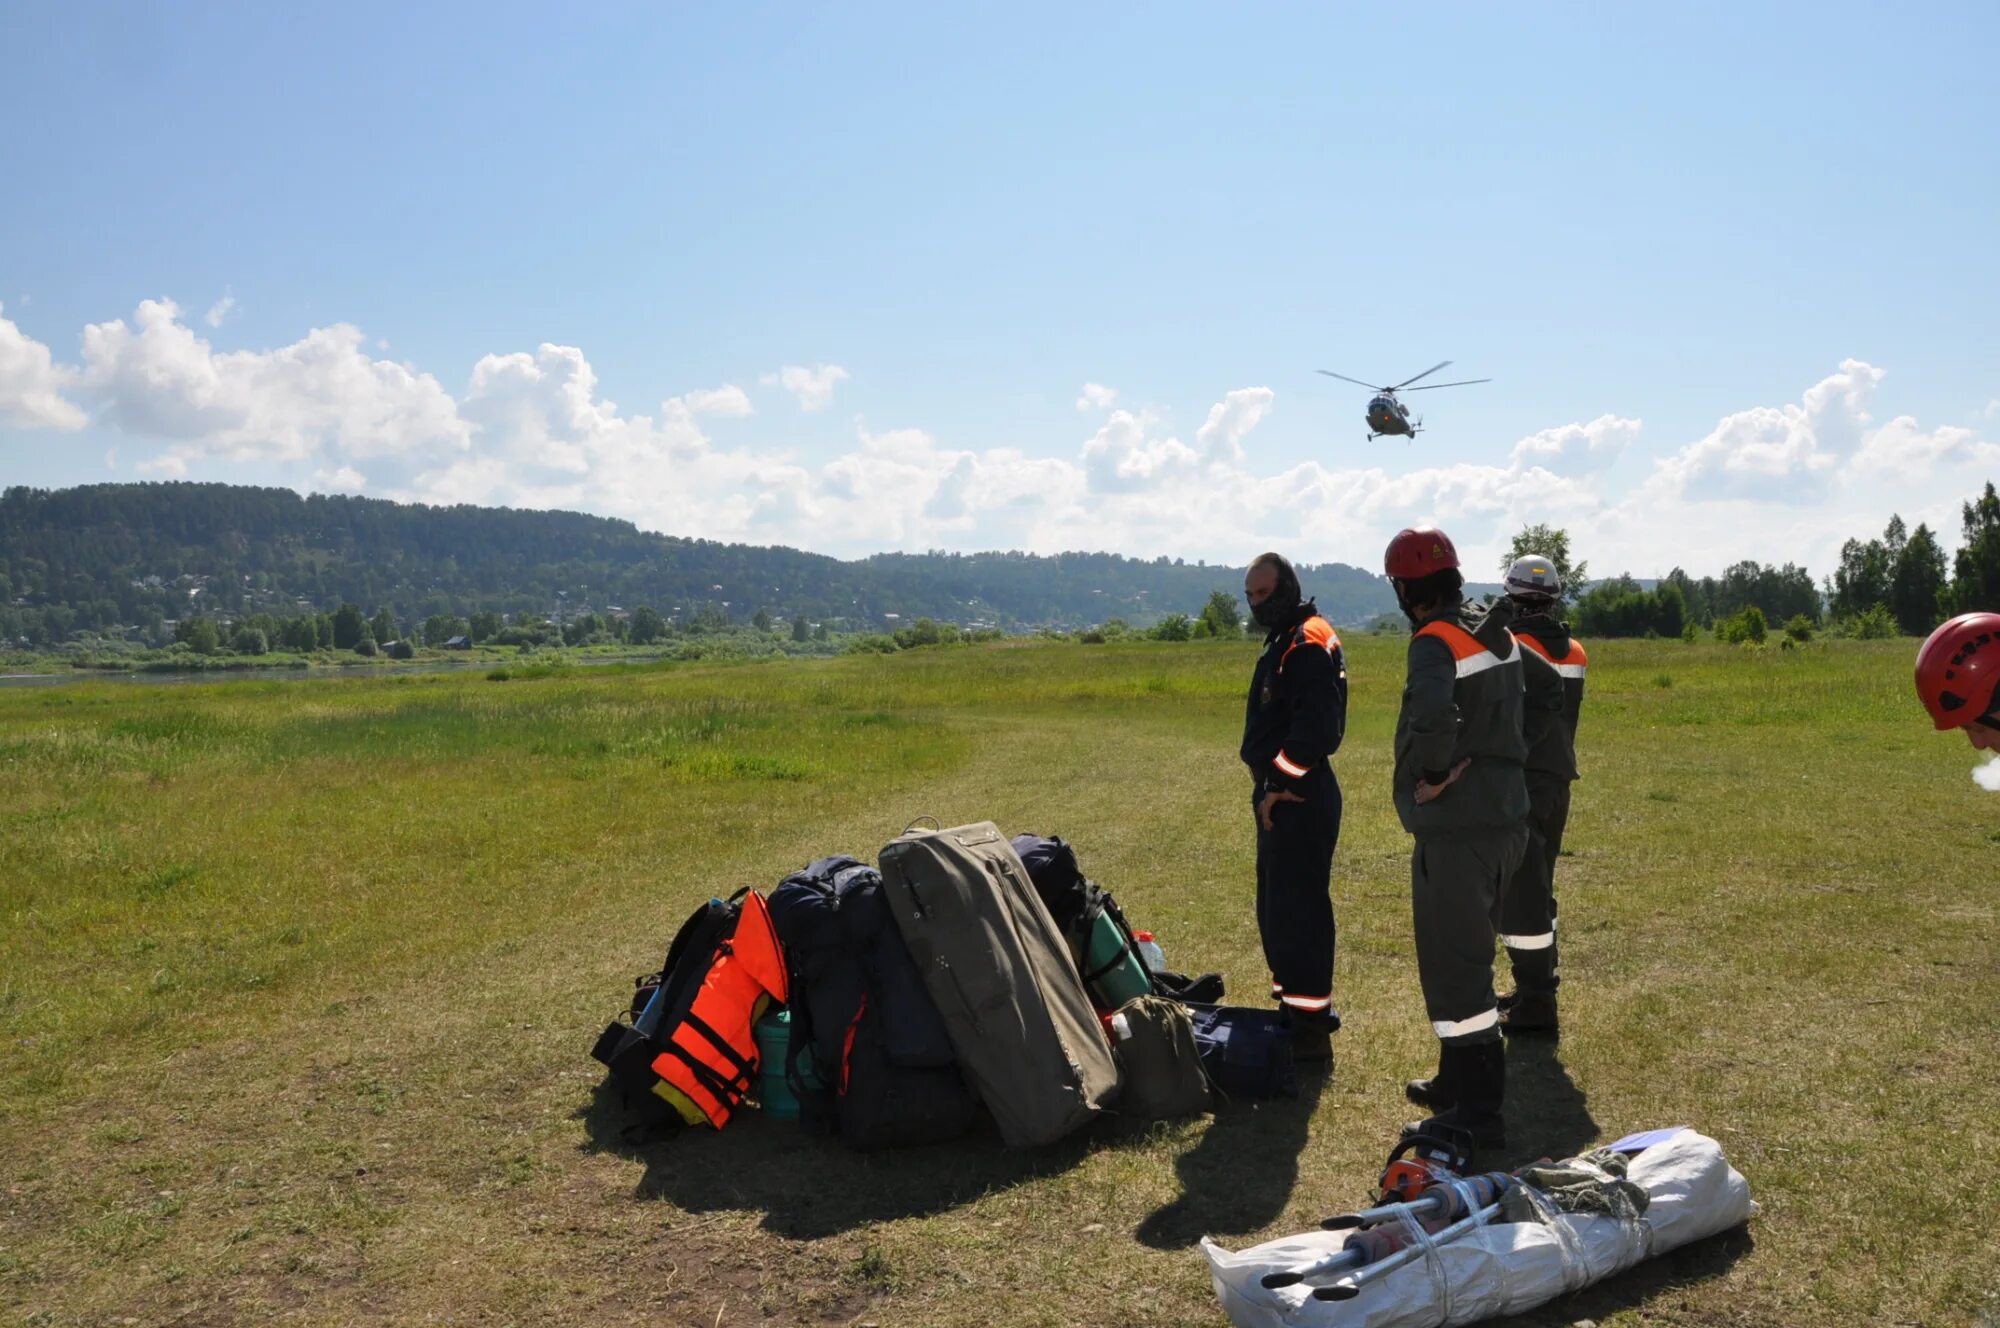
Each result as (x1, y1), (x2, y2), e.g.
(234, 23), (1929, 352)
(1503, 555), (1562, 602)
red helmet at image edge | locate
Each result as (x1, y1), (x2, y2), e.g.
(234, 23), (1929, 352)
(1914, 612), (2000, 730)
(1384, 526), (1461, 580)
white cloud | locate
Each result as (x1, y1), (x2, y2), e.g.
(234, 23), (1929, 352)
(78, 299), (467, 463)
(1846, 416), (2000, 479)
(1194, 386), (1274, 463)
(763, 363), (849, 411)
(205, 293), (237, 328)
(12, 303), (1997, 581)
(1076, 382), (1118, 412)
(312, 465), (368, 493)
(1080, 409), (1199, 491)
(0, 302), (87, 430)
(1650, 359), (1883, 501)
(681, 384), (753, 417)
(1509, 414), (1642, 475)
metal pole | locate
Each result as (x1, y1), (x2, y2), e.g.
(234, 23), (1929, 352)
(1311, 1199), (1505, 1302)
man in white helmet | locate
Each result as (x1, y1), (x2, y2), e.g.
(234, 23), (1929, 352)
(1493, 555), (1586, 1036)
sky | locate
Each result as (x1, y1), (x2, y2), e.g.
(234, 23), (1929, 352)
(3, 2), (1997, 578)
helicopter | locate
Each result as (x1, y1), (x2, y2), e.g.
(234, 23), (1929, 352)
(1317, 361), (1491, 441)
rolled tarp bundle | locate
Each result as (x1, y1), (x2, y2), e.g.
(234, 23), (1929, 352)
(1201, 1129), (1755, 1328)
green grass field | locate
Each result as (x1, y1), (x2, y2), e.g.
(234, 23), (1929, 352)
(2, 637), (1996, 1327)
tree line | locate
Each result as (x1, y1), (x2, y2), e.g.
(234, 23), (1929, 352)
(0, 482), (1397, 648)
(1503, 482), (2000, 640)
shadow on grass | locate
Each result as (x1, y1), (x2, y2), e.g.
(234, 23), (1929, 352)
(577, 1077), (1102, 1239)
(1497, 1223), (1757, 1326)
(1502, 1036), (1598, 1165)
(1133, 1066), (1329, 1250)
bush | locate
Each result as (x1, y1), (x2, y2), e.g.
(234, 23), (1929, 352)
(892, 618), (957, 649)
(1784, 614), (1814, 643)
(1830, 604), (1899, 640)
(1149, 613), (1193, 642)
(1681, 621), (1699, 643)
(385, 639), (415, 660)
(354, 636), (379, 657)
(230, 626), (268, 656)
(1718, 605), (1768, 645)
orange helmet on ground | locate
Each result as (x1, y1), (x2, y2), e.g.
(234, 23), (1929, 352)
(1915, 612), (2000, 730)
(1384, 526), (1460, 581)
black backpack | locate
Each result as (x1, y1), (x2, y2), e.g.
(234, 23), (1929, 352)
(590, 889), (750, 1135)
(768, 857), (976, 1149)
(1010, 832), (1224, 1006)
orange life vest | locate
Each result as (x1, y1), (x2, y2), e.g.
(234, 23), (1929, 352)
(646, 890), (790, 1129)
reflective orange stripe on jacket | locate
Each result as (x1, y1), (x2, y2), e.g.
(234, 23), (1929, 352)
(1279, 615), (1341, 674)
(1415, 620), (1519, 677)
(650, 890), (789, 1129)
(1515, 633), (1588, 679)
(1273, 615), (1341, 777)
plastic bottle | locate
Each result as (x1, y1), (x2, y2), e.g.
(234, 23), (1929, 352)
(1133, 930), (1166, 974)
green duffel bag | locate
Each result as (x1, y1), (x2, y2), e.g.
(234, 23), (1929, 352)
(1108, 994), (1212, 1120)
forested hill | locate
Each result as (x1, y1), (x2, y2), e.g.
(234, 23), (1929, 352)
(0, 483), (1399, 632)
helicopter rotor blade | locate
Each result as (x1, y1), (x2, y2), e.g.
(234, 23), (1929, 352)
(1316, 370), (1386, 391)
(1393, 360), (1454, 389)
(1402, 378), (1492, 392)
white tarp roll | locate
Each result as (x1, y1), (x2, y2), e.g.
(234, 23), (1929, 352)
(1201, 1129), (1756, 1328)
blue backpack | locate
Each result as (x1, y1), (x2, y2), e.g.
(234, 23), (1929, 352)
(767, 856), (976, 1149)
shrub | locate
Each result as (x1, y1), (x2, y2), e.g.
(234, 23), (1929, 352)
(1830, 604), (1899, 640)
(1784, 614), (1814, 643)
(1718, 606), (1768, 645)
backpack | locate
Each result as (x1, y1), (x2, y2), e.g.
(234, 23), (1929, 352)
(1009, 833), (1153, 1010)
(1184, 1003), (1298, 1100)
(767, 856), (976, 1149)
(1108, 995), (1212, 1119)
(880, 822), (1120, 1148)
(589, 888), (788, 1131)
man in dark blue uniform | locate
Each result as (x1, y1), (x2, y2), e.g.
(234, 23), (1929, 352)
(1240, 552), (1348, 1062)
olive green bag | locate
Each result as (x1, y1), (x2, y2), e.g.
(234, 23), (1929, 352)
(1108, 994), (1212, 1119)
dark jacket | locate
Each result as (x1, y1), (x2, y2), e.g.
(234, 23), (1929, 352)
(1392, 594), (1531, 835)
(1513, 613), (1587, 781)
(1241, 600), (1348, 794)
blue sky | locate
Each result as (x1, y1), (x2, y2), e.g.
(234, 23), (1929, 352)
(3, 2), (1997, 574)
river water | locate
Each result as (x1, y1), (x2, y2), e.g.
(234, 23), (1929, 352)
(0, 654), (670, 689)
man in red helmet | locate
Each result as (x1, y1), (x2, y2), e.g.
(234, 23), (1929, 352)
(1240, 551), (1348, 1063)
(1915, 612), (2000, 747)
(1384, 524), (1536, 1151)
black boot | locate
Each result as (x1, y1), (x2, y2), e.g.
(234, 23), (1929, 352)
(1288, 1010), (1336, 1066)
(1501, 947), (1557, 1030)
(1403, 1040), (1506, 1151)
(1404, 1047), (1453, 1109)
(1500, 990), (1558, 1036)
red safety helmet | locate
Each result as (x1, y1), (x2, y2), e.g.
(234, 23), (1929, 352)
(1384, 525), (1461, 580)
(1915, 612), (2000, 730)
